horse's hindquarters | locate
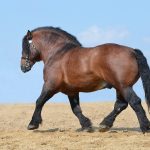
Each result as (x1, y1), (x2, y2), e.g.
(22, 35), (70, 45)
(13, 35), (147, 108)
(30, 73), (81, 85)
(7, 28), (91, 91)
(92, 45), (139, 89)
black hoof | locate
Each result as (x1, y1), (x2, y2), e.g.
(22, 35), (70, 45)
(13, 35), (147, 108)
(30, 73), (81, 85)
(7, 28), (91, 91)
(77, 126), (94, 133)
(99, 124), (111, 132)
(82, 126), (94, 132)
(141, 127), (150, 134)
(27, 124), (39, 130)
(140, 122), (150, 134)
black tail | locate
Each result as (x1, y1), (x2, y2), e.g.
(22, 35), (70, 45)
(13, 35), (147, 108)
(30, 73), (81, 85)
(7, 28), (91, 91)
(134, 49), (150, 113)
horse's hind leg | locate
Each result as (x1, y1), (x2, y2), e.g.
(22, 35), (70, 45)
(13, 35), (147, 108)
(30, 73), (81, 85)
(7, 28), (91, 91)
(99, 90), (128, 132)
(68, 94), (92, 131)
(122, 87), (150, 133)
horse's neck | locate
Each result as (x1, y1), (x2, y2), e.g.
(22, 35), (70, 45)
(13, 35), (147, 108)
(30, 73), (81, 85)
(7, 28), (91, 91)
(39, 42), (65, 64)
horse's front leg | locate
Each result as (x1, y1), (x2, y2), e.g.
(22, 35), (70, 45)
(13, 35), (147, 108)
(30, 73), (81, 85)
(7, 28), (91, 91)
(27, 83), (56, 130)
(68, 94), (92, 131)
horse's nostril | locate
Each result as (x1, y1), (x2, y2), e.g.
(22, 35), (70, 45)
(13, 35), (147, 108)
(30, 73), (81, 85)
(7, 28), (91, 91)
(21, 65), (26, 73)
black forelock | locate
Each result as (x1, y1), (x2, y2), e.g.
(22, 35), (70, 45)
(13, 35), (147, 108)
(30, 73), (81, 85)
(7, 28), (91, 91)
(22, 35), (30, 55)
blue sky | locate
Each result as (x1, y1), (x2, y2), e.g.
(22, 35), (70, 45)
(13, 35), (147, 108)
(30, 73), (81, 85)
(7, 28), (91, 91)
(0, 0), (150, 103)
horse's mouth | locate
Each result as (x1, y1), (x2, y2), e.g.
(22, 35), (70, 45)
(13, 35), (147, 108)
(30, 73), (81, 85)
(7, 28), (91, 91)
(21, 65), (31, 73)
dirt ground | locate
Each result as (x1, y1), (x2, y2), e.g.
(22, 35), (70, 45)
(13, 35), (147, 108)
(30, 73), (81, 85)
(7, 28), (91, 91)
(0, 102), (150, 150)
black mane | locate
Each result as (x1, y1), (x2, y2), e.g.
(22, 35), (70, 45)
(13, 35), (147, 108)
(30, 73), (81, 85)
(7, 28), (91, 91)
(32, 26), (82, 47)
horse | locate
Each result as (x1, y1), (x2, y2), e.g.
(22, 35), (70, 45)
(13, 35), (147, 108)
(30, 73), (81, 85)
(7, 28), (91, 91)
(21, 26), (150, 133)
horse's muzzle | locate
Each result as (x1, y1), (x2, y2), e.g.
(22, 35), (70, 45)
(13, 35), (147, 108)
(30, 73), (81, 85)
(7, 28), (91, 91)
(21, 65), (31, 73)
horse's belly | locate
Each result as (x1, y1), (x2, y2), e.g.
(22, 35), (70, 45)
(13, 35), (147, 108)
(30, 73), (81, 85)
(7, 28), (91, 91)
(61, 80), (109, 94)
(93, 80), (108, 90)
(81, 80), (109, 92)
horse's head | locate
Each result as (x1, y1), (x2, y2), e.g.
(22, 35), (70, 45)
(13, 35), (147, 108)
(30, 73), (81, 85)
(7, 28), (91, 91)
(21, 27), (82, 73)
(21, 30), (40, 73)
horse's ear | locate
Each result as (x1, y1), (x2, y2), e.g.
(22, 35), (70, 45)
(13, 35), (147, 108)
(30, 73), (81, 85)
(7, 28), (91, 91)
(26, 30), (32, 40)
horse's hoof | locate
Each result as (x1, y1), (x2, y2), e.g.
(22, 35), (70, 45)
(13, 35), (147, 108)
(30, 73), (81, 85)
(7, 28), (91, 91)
(27, 124), (39, 130)
(141, 128), (150, 134)
(99, 124), (110, 132)
(82, 126), (94, 133)
(77, 126), (94, 132)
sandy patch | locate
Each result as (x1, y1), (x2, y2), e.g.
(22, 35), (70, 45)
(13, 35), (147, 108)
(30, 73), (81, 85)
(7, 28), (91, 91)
(0, 102), (150, 150)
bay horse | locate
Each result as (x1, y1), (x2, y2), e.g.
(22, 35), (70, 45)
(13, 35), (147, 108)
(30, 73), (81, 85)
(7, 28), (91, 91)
(21, 27), (150, 133)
